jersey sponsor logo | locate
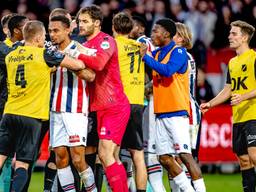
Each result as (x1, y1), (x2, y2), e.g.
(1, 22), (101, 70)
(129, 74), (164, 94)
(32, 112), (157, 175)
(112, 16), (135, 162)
(69, 135), (80, 143)
(100, 126), (106, 135)
(124, 45), (138, 52)
(231, 76), (248, 91)
(241, 64), (247, 72)
(100, 41), (110, 49)
(7, 54), (33, 63)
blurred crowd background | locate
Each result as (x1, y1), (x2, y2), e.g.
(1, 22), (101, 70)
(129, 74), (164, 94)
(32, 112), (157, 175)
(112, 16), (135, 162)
(0, 0), (255, 101)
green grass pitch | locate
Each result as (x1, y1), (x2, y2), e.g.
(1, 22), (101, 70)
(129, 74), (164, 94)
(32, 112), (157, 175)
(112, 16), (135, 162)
(28, 171), (242, 192)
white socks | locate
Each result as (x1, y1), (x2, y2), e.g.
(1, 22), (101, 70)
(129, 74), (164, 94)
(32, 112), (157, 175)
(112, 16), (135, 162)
(173, 171), (195, 192)
(57, 166), (75, 192)
(192, 178), (206, 192)
(79, 166), (97, 192)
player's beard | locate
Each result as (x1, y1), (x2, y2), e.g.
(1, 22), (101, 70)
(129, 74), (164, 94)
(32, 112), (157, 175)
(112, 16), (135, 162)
(80, 24), (94, 37)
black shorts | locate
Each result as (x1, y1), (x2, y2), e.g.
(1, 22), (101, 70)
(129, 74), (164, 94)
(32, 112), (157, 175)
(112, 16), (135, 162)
(232, 120), (256, 156)
(121, 104), (144, 150)
(86, 112), (99, 147)
(0, 114), (42, 163)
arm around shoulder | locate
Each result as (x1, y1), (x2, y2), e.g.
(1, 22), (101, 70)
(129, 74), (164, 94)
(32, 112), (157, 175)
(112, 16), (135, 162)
(60, 55), (85, 71)
(75, 68), (96, 82)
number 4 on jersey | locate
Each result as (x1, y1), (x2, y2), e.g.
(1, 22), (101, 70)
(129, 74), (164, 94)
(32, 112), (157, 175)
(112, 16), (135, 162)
(15, 64), (27, 88)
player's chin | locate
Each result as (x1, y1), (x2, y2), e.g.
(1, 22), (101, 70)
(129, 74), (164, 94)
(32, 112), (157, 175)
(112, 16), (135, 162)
(79, 30), (87, 36)
(229, 42), (236, 49)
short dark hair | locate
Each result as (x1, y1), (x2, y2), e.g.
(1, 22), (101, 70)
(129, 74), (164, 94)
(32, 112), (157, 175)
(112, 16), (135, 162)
(113, 12), (133, 35)
(1, 13), (16, 28)
(50, 15), (71, 28)
(156, 18), (176, 38)
(8, 15), (27, 37)
(132, 16), (147, 29)
(49, 8), (70, 20)
(78, 5), (103, 25)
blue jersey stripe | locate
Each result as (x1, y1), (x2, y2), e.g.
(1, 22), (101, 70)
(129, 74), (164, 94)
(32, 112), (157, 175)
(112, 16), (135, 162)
(65, 70), (73, 112)
(195, 101), (201, 124)
(50, 73), (56, 108)
(190, 74), (194, 96)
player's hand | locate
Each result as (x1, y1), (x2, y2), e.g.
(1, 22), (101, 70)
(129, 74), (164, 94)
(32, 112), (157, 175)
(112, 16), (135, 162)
(140, 43), (148, 57)
(74, 41), (97, 56)
(231, 93), (243, 105)
(64, 49), (81, 59)
(200, 102), (211, 114)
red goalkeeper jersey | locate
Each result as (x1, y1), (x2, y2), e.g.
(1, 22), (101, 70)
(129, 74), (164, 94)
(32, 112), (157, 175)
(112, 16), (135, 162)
(78, 31), (128, 111)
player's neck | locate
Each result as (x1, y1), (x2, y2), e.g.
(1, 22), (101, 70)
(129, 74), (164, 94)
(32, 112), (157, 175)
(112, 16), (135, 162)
(25, 41), (38, 47)
(162, 39), (172, 47)
(86, 29), (101, 41)
(236, 43), (250, 56)
(10, 36), (19, 43)
(117, 34), (129, 38)
(59, 38), (71, 51)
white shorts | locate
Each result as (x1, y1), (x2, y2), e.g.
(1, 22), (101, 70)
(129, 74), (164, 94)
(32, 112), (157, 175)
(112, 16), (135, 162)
(142, 95), (157, 153)
(155, 116), (191, 155)
(50, 112), (88, 148)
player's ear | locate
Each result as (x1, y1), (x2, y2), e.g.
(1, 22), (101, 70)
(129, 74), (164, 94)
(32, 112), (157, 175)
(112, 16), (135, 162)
(34, 34), (41, 44)
(164, 31), (170, 38)
(66, 27), (71, 35)
(14, 28), (20, 35)
(94, 19), (101, 28)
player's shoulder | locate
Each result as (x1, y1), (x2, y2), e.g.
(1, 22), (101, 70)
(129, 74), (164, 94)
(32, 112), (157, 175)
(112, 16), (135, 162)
(98, 32), (116, 50)
(0, 41), (9, 52)
(172, 46), (186, 57)
(0, 41), (19, 56)
(44, 48), (64, 59)
(99, 32), (114, 42)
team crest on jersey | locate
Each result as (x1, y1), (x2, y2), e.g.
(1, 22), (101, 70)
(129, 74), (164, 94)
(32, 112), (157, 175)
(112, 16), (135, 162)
(177, 49), (183, 54)
(101, 41), (110, 49)
(19, 49), (25, 54)
(241, 64), (247, 72)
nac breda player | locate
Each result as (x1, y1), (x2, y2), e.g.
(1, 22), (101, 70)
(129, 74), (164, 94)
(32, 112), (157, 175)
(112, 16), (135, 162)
(201, 20), (256, 192)
(0, 20), (85, 192)
(66, 5), (130, 192)
(112, 12), (147, 192)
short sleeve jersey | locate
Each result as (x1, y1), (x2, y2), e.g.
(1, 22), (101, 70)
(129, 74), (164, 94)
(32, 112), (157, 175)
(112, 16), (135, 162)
(115, 35), (144, 105)
(4, 45), (64, 120)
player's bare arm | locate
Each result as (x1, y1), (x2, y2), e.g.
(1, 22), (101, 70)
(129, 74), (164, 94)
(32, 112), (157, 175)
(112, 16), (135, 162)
(231, 89), (256, 106)
(75, 68), (96, 82)
(200, 84), (232, 113)
(60, 55), (85, 71)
